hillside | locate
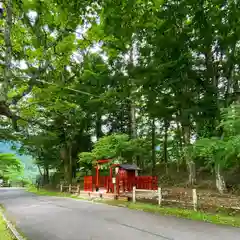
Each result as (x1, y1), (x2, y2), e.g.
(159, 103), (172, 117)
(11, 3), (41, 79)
(0, 142), (38, 180)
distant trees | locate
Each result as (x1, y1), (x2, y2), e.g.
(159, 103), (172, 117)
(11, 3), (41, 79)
(0, 153), (23, 181)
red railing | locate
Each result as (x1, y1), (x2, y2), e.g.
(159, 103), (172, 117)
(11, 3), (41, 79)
(84, 175), (158, 193)
(135, 176), (158, 190)
(117, 176), (158, 193)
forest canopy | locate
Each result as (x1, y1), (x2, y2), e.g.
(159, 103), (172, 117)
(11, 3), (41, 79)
(0, 0), (240, 193)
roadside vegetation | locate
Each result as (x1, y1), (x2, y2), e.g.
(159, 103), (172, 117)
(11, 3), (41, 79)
(0, 214), (14, 240)
(27, 186), (79, 198)
(0, 153), (28, 187)
(104, 200), (240, 227)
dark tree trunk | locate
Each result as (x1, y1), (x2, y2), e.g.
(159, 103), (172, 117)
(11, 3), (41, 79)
(37, 164), (43, 176)
(176, 122), (183, 172)
(68, 144), (72, 184)
(163, 119), (169, 175)
(96, 112), (103, 140)
(43, 166), (49, 185)
(127, 100), (136, 140)
(61, 147), (70, 184)
(151, 118), (156, 176)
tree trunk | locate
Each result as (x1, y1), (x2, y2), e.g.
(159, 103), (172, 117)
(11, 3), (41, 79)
(183, 125), (196, 185)
(61, 147), (70, 184)
(163, 119), (169, 175)
(63, 159), (68, 184)
(130, 77), (137, 164)
(151, 118), (156, 176)
(215, 163), (226, 194)
(68, 144), (72, 184)
(128, 100), (137, 163)
(43, 166), (49, 185)
(188, 161), (196, 185)
(46, 167), (49, 184)
(127, 100), (136, 139)
(176, 122), (183, 173)
(37, 165), (43, 176)
(120, 102), (125, 133)
(128, 42), (137, 142)
(96, 112), (103, 140)
(131, 103), (136, 138)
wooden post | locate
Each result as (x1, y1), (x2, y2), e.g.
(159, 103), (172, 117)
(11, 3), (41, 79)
(132, 186), (136, 203)
(60, 184), (63, 192)
(113, 180), (117, 199)
(192, 189), (197, 211)
(96, 165), (99, 191)
(69, 184), (72, 193)
(158, 187), (162, 206)
(77, 185), (80, 195)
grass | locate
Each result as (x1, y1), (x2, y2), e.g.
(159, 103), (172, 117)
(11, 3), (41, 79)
(0, 213), (15, 240)
(27, 186), (240, 227)
(27, 186), (83, 200)
(101, 200), (240, 227)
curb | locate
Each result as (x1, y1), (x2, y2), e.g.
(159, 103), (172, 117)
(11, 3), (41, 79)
(1, 211), (25, 240)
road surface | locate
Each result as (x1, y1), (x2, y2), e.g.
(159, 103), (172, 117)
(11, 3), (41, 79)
(0, 188), (240, 240)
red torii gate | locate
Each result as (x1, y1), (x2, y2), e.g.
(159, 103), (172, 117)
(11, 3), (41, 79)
(95, 159), (124, 191)
(95, 159), (111, 191)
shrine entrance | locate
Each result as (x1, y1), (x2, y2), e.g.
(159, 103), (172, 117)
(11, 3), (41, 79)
(83, 159), (158, 194)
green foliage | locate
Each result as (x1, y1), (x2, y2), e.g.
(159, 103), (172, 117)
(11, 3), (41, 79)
(92, 134), (129, 160)
(191, 104), (240, 171)
(78, 152), (95, 172)
(0, 153), (23, 180)
(78, 134), (130, 171)
(78, 134), (151, 169)
(220, 105), (240, 136)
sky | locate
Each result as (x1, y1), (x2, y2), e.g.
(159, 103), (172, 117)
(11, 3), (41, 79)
(0, 141), (29, 165)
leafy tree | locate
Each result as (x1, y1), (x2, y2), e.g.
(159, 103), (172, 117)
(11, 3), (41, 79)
(79, 134), (151, 170)
(191, 104), (240, 192)
(0, 153), (23, 180)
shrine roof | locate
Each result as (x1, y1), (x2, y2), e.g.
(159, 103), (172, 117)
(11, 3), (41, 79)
(119, 163), (140, 170)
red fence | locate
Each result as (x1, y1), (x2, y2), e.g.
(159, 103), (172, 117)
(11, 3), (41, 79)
(135, 176), (158, 190)
(84, 175), (158, 193)
(84, 176), (93, 191)
(118, 176), (158, 193)
(93, 176), (109, 189)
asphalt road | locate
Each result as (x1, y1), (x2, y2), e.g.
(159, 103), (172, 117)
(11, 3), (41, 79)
(0, 188), (240, 240)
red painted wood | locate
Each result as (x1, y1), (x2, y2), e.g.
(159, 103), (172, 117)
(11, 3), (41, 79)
(84, 160), (158, 193)
(93, 176), (110, 189)
(96, 165), (99, 188)
(97, 159), (112, 164)
(84, 176), (93, 191)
